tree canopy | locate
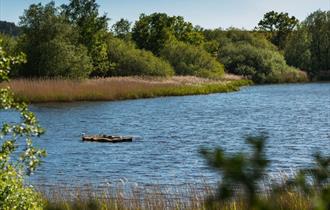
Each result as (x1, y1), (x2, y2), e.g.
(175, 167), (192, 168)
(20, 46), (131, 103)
(132, 13), (204, 55)
(285, 10), (330, 80)
(257, 11), (299, 49)
(19, 2), (93, 78)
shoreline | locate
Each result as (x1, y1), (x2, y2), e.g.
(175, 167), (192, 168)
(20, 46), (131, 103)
(2, 76), (253, 103)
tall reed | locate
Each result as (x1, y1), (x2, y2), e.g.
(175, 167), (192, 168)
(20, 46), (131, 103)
(1, 76), (251, 103)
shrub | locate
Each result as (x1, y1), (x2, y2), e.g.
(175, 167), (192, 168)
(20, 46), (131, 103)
(0, 41), (45, 209)
(104, 37), (174, 77)
(37, 39), (92, 79)
(214, 30), (308, 83)
(161, 41), (224, 79)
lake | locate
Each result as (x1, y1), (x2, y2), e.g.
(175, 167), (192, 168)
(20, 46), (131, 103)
(2, 83), (330, 188)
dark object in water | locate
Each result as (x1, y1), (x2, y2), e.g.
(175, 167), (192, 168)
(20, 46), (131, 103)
(82, 135), (133, 143)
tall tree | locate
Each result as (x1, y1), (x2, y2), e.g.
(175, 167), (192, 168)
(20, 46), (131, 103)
(62, 0), (109, 50)
(111, 18), (131, 40)
(132, 13), (204, 55)
(19, 2), (92, 78)
(284, 25), (312, 71)
(257, 11), (299, 49)
(284, 10), (330, 80)
(62, 0), (109, 75)
(304, 10), (330, 79)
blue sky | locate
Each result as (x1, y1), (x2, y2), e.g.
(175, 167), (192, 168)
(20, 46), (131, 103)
(0, 0), (329, 29)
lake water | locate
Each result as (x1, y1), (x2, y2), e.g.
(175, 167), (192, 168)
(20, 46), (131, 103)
(1, 83), (330, 188)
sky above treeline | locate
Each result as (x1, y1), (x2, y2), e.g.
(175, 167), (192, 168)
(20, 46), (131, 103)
(0, 0), (329, 29)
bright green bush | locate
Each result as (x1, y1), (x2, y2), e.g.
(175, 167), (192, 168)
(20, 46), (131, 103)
(161, 41), (224, 78)
(0, 164), (44, 210)
(105, 37), (174, 77)
(0, 41), (45, 209)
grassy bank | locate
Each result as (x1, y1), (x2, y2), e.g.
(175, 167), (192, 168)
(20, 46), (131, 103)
(2, 75), (252, 103)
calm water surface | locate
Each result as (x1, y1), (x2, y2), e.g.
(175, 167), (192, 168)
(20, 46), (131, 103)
(2, 83), (330, 188)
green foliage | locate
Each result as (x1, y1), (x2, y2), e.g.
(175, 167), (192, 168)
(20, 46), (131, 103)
(209, 29), (307, 83)
(111, 18), (132, 41)
(0, 41), (45, 209)
(201, 135), (330, 210)
(37, 39), (93, 78)
(0, 35), (21, 77)
(200, 135), (269, 208)
(284, 25), (312, 71)
(19, 2), (93, 78)
(105, 37), (174, 77)
(132, 13), (204, 55)
(284, 10), (330, 80)
(62, 0), (108, 51)
(161, 40), (224, 78)
(304, 10), (330, 80)
(62, 0), (109, 74)
(0, 34), (17, 56)
(257, 11), (299, 49)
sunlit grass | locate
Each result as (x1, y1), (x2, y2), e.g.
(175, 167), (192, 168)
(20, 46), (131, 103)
(1, 76), (252, 103)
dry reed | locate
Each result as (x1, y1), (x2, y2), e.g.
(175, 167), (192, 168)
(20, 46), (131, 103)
(40, 182), (312, 210)
(1, 75), (251, 103)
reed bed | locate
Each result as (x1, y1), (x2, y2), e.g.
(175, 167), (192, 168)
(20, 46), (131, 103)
(40, 183), (312, 210)
(0, 75), (251, 103)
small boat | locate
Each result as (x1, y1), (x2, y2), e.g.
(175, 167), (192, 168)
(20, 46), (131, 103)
(82, 135), (133, 143)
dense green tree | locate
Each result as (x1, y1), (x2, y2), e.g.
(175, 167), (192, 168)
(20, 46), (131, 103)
(111, 18), (132, 40)
(204, 29), (307, 83)
(304, 10), (330, 80)
(132, 13), (204, 55)
(257, 11), (299, 49)
(284, 10), (330, 80)
(62, 0), (108, 50)
(284, 25), (312, 71)
(19, 2), (92, 78)
(0, 40), (45, 209)
(161, 40), (224, 78)
(62, 0), (109, 75)
(104, 37), (174, 77)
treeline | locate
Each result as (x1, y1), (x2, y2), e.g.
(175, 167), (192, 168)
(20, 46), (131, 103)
(0, 20), (21, 36)
(1, 0), (329, 82)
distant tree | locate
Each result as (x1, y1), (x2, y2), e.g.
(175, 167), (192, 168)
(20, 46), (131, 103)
(62, 0), (109, 75)
(19, 2), (92, 78)
(160, 40), (224, 78)
(284, 25), (312, 71)
(284, 10), (330, 80)
(257, 11), (299, 49)
(207, 29), (307, 83)
(111, 18), (131, 40)
(62, 0), (109, 50)
(132, 13), (204, 55)
(304, 10), (330, 80)
(0, 21), (21, 36)
(104, 37), (174, 77)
